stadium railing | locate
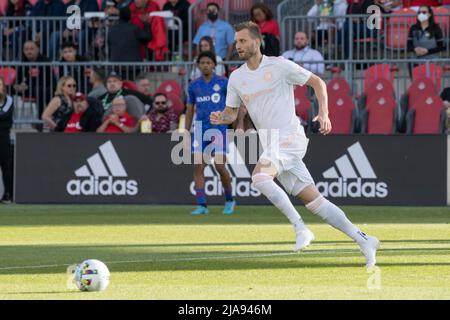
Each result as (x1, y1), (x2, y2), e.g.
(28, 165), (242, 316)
(280, 12), (450, 62)
(0, 15), (184, 62)
(3, 58), (449, 130)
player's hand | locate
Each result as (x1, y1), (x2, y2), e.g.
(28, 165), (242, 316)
(210, 111), (224, 125)
(313, 113), (332, 135)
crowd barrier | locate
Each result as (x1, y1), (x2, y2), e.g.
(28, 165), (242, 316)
(281, 13), (450, 62)
(1, 59), (449, 129)
(0, 15), (184, 62)
(13, 132), (448, 206)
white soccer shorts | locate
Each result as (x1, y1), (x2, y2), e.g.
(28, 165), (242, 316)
(259, 127), (315, 196)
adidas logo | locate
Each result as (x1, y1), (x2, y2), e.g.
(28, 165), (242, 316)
(316, 142), (388, 198)
(189, 143), (261, 197)
(66, 141), (138, 196)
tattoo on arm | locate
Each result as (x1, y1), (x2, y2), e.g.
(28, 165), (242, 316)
(221, 107), (239, 124)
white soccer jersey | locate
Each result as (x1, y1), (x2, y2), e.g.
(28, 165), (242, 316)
(226, 55), (312, 150)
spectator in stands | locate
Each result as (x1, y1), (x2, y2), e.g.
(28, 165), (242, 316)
(250, 3), (280, 56)
(341, 0), (380, 60)
(135, 75), (152, 96)
(307, 0), (348, 49)
(193, 2), (234, 61)
(88, 67), (107, 99)
(407, 6), (444, 60)
(163, 0), (191, 43)
(31, 0), (66, 57)
(1, 0), (33, 60)
(443, 0), (450, 9)
(107, 6), (152, 61)
(250, 3), (280, 38)
(0, 77), (14, 204)
(282, 32), (325, 75)
(13, 40), (52, 127)
(97, 96), (137, 133)
(190, 36), (225, 80)
(48, 0), (100, 60)
(42, 76), (76, 131)
(56, 92), (104, 132)
(105, 0), (132, 16)
(375, 0), (403, 12)
(441, 87), (450, 130)
(138, 92), (178, 133)
(441, 87), (450, 109)
(408, 1), (441, 11)
(130, 0), (160, 59)
(98, 71), (153, 110)
(85, 16), (107, 61)
(55, 41), (89, 92)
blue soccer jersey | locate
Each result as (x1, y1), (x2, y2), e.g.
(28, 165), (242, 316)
(187, 75), (229, 154)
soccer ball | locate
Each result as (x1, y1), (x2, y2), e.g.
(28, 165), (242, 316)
(74, 259), (110, 292)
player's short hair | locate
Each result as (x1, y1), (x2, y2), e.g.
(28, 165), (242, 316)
(197, 51), (217, 66)
(234, 21), (262, 41)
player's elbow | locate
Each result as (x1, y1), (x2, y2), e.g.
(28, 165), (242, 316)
(307, 74), (326, 91)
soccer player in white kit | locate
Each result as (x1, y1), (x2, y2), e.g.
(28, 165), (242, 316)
(210, 22), (380, 267)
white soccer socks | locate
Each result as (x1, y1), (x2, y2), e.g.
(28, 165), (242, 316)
(252, 173), (308, 234)
(305, 195), (380, 266)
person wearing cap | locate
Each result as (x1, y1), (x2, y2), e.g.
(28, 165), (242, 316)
(56, 92), (104, 133)
(97, 96), (137, 133)
(97, 71), (153, 111)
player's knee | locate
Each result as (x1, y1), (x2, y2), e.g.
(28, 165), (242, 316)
(251, 173), (273, 190)
(305, 194), (327, 215)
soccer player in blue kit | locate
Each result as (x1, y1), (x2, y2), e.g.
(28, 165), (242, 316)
(185, 51), (236, 215)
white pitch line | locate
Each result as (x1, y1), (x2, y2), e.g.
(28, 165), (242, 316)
(0, 251), (301, 271)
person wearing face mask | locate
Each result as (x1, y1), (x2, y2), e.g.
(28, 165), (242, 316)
(407, 6), (444, 62)
(193, 2), (235, 61)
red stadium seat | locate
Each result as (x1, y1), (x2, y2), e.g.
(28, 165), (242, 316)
(433, 7), (450, 37)
(327, 78), (351, 97)
(294, 85), (312, 122)
(363, 64), (394, 95)
(385, 24), (409, 50)
(406, 77), (438, 107)
(0, 67), (17, 86)
(407, 95), (445, 134)
(412, 63), (442, 91)
(166, 93), (185, 115)
(328, 95), (357, 134)
(364, 78), (395, 103)
(388, 8), (417, 26)
(122, 80), (139, 92)
(156, 80), (183, 97)
(364, 95), (398, 134)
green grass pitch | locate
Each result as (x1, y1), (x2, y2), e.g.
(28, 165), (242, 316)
(0, 205), (449, 299)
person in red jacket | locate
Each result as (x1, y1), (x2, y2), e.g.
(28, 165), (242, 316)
(97, 96), (136, 133)
(129, 0), (161, 59)
(130, 0), (160, 29)
(250, 3), (280, 39)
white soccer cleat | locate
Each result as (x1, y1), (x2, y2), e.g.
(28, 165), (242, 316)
(358, 234), (381, 268)
(294, 229), (315, 252)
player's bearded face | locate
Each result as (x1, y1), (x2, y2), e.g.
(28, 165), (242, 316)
(238, 40), (257, 60)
